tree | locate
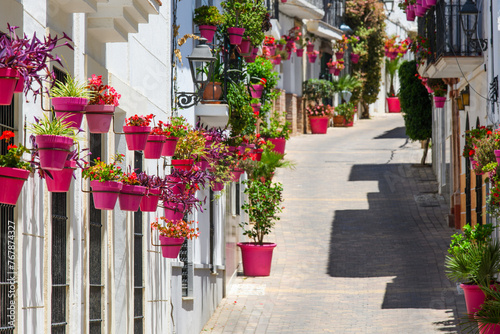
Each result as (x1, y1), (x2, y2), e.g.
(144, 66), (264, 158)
(398, 60), (432, 164)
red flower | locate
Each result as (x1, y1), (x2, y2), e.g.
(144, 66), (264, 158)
(7, 144), (17, 150)
(0, 130), (15, 141)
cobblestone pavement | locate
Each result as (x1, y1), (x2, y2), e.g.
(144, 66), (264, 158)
(202, 114), (467, 334)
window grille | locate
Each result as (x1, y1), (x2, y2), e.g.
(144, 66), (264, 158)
(89, 134), (103, 334)
(179, 240), (190, 297)
(465, 114), (471, 224)
(51, 193), (68, 334)
(133, 152), (144, 334)
(475, 117), (483, 224)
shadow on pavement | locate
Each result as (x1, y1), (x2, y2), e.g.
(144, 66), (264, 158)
(327, 163), (464, 332)
(374, 126), (408, 139)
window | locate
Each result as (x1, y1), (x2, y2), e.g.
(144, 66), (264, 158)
(133, 152), (144, 334)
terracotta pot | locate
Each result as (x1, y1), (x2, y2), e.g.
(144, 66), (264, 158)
(202, 82), (222, 102)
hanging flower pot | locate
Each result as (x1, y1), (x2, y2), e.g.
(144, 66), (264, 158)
(166, 176), (186, 195)
(350, 53), (360, 64)
(211, 182), (225, 192)
(434, 96), (446, 108)
(266, 137), (286, 155)
(251, 103), (261, 114)
(494, 150), (500, 164)
(35, 135), (74, 171)
(252, 148), (263, 161)
(245, 55), (256, 63)
(159, 236), (185, 258)
(335, 52), (344, 59)
(198, 25), (217, 42)
(144, 134), (166, 159)
(14, 73), (24, 93)
(52, 97), (89, 129)
(196, 158), (210, 171)
(171, 159), (194, 171)
(309, 116), (329, 134)
(90, 180), (123, 210)
(426, 0), (436, 5)
(415, 0), (425, 17)
(164, 202), (185, 221)
(268, 45), (276, 56)
(308, 54), (317, 63)
(161, 137), (179, 157)
(237, 242), (277, 276)
(277, 44), (284, 51)
(306, 42), (314, 53)
(139, 188), (161, 212)
(123, 125), (151, 151)
(239, 38), (251, 54)
(406, 6), (416, 21)
(45, 160), (76, 192)
(0, 167), (30, 205)
(119, 184), (146, 211)
(333, 68), (341, 76)
(230, 168), (244, 182)
(386, 97), (401, 113)
(296, 48), (304, 57)
(426, 85), (434, 93)
(84, 105), (115, 133)
(328, 67), (336, 74)
(249, 84), (264, 99)
(272, 56), (282, 65)
(0, 68), (19, 105)
(227, 27), (245, 45)
(252, 47), (259, 56)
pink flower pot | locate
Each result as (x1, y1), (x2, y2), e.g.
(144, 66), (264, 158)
(211, 182), (224, 192)
(227, 27), (245, 45)
(196, 158), (210, 171)
(52, 97), (89, 129)
(296, 49), (304, 57)
(266, 137), (286, 155)
(245, 56), (256, 63)
(45, 160), (76, 192)
(171, 159), (194, 171)
(495, 150), (500, 164)
(333, 68), (341, 76)
(0, 68), (19, 105)
(144, 134), (166, 159)
(309, 116), (329, 134)
(84, 105), (115, 133)
(123, 125), (151, 151)
(386, 97), (401, 113)
(119, 184), (146, 211)
(239, 38), (251, 54)
(406, 7), (416, 21)
(159, 236), (185, 258)
(250, 84), (264, 98)
(308, 54), (317, 63)
(426, 0), (436, 5)
(272, 56), (281, 65)
(477, 320), (500, 334)
(277, 44), (284, 51)
(350, 53), (360, 64)
(426, 85), (434, 93)
(335, 52), (344, 59)
(253, 148), (263, 161)
(415, 1), (425, 17)
(14, 73), (24, 93)
(139, 188), (161, 212)
(161, 137), (179, 157)
(198, 25), (217, 42)
(90, 180), (123, 210)
(231, 168), (244, 182)
(252, 47), (259, 56)
(434, 96), (446, 108)
(0, 167), (29, 205)
(328, 67), (336, 74)
(306, 43), (314, 53)
(166, 176), (186, 196)
(35, 135), (74, 171)
(237, 242), (276, 276)
(461, 284), (489, 318)
(164, 202), (185, 221)
(251, 103), (261, 114)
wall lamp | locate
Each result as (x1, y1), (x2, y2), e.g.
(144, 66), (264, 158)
(459, 0), (488, 51)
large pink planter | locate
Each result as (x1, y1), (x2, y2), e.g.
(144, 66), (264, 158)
(119, 184), (146, 211)
(250, 84), (264, 98)
(85, 105), (115, 133)
(478, 321), (500, 334)
(461, 284), (488, 318)
(35, 135), (74, 171)
(161, 137), (179, 157)
(227, 27), (245, 45)
(434, 96), (446, 108)
(45, 160), (76, 192)
(164, 202), (185, 221)
(0, 167), (29, 205)
(0, 68), (19, 105)
(140, 188), (161, 212)
(144, 134), (166, 159)
(123, 126), (151, 151)
(90, 180), (123, 210)
(159, 236), (185, 258)
(386, 97), (401, 113)
(266, 137), (286, 155)
(309, 116), (329, 134)
(52, 97), (88, 129)
(237, 242), (276, 276)
(171, 159), (194, 171)
(198, 25), (217, 42)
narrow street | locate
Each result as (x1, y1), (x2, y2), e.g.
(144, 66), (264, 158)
(203, 114), (467, 333)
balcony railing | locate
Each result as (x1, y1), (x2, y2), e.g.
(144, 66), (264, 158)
(418, 0), (480, 64)
(323, 0), (344, 28)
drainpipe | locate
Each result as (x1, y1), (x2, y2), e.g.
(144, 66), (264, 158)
(210, 189), (217, 275)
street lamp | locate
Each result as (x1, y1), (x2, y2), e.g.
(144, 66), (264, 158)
(461, 86), (470, 106)
(383, 0), (395, 13)
(456, 95), (465, 111)
(177, 38), (216, 109)
(459, 0), (487, 51)
(339, 24), (353, 35)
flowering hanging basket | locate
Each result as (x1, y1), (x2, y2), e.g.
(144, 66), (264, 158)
(308, 54), (317, 63)
(406, 6), (416, 21)
(84, 105), (115, 134)
(198, 25), (217, 42)
(230, 168), (245, 182)
(433, 96), (446, 108)
(52, 97), (89, 129)
(166, 176), (187, 195)
(123, 125), (151, 151)
(45, 160), (76, 192)
(306, 43), (314, 53)
(159, 236), (185, 258)
(161, 137), (179, 157)
(36, 135), (74, 171)
(90, 180), (123, 210)
(139, 188), (161, 212)
(144, 134), (166, 159)
(0, 68), (19, 105)
(227, 27), (245, 45)
(211, 182), (225, 192)
(119, 184), (146, 211)
(0, 167), (29, 205)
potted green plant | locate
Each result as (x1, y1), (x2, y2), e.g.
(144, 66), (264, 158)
(193, 6), (224, 42)
(0, 130), (32, 205)
(333, 34), (348, 59)
(172, 130), (207, 171)
(238, 0), (268, 47)
(118, 171), (146, 212)
(333, 74), (362, 104)
(306, 104), (334, 134)
(238, 179), (283, 276)
(50, 74), (92, 129)
(302, 78), (335, 104)
(334, 102), (356, 127)
(239, 146), (294, 182)
(202, 57), (224, 103)
(151, 217), (199, 258)
(460, 284), (500, 333)
(227, 80), (256, 137)
(348, 35), (361, 63)
(260, 111), (291, 155)
(385, 57), (402, 113)
(162, 116), (190, 157)
(85, 74), (121, 133)
(123, 114), (154, 151)
(221, 0), (252, 45)
(428, 78), (447, 108)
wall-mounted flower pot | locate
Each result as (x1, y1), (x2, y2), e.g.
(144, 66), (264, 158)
(426, 0), (436, 5)
(433, 96), (446, 108)
(230, 168), (245, 182)
(296, 48), (304, 57)
(45, 160), (76, 192)
(494, 150), (500, 164)
(268, 46), (276, 56)
(171, 159), (194, 171)
(309, 116), (329, 134)
(85, 104), (115, 133)
(266, 137), (286, 155)
(237, 242), (276, 276)
(119, 184), (146, 211)
(251, 103), (261, 114)
(406, 6), (416, 21)
(90, 180), (123, 210)
(123, 125), (151, 151)
(198, 25), (217, 41)
(308, 54), (317, 63)
(14, 73), (24, 93)
(0, 68), (19, 105)
(252, 47), (259, 56)
(350, 53), (360, 64)
(0, 167), (29, 205)
(245, 56), (256, 63)
(334, 68), (341, 76)
(335, 52), (344, 59)
(164, 202), (185, 221)
(277, 44), (284, 51)
(159, 236), (185, 258)
(196, 158), (210, 171)
(161, 137), (178, 157)
(139, 188), (161, 212)
(35, 135), (73, 171)
(144, 134), (166, 159)
(202, 82), (222, 102)
(166, 176), (186, 195)
(306, 43), (314, 53)
(239, 38), (251, 54)
(253, 148), (263, 161)
(211, 182), (224, 192)
(272, 56), (281, 65)
(250, 84), (264, 99)
(227, 27), (245, 45)
(52, 97), (89, 129)
(328, 67), (335, 74)
(386, 97), (401, 113)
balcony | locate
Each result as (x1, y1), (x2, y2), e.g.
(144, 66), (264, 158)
(50, 0), (99, 13)
(417, 0), (483, 78)
(279, 0), (325, 20)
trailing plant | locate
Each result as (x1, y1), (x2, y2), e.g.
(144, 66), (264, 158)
(193, 6), (224, 26)
(50, 74), (92, 98)
(227, 79), (256, 137)
(333, 35), (349, 53)
(260, 111), (291, 140)
(247, 56), (280, 119)
(463, 126), (492, 159)
(87, 74), (121, 106)
(82, 154), (125, 182)
(151, 217), (200, 239)
(0, 131), (32, 171)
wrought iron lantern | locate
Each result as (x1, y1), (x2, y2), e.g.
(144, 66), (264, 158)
(383, 0), (395, 13)
(461, 86), (470, 106)
(176, 38), (216, 108)
(456, 95), (465, 111)
(459, 0), (487, 51)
